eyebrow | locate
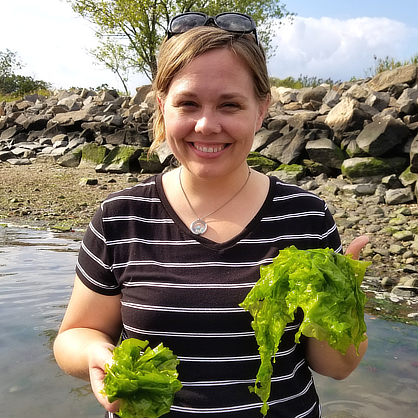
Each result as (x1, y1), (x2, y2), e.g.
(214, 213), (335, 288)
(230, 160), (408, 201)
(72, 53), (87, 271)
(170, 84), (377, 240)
(173, 91), (248, 100)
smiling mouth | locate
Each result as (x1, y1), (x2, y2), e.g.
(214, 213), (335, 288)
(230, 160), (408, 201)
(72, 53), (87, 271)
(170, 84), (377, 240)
(193, 143), (229, 153)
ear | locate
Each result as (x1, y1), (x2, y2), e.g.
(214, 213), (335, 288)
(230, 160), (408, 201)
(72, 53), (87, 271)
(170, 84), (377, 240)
(256, 95), (270, 131)
(157, 96), (165, 114)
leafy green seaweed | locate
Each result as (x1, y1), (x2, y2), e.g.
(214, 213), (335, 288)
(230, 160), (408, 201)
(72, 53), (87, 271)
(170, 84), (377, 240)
(240, 246), (370, 415)
(101, 339), (182, 418)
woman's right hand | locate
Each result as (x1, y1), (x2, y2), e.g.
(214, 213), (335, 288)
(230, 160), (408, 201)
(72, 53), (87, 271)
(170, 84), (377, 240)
(53, 276), (123, 412)
(88, 341), (121, 413)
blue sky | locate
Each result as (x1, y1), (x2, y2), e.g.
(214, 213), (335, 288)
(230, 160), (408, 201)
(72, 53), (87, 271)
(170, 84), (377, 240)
(1, 1), (417, 94)
(270, 0), (418, 82)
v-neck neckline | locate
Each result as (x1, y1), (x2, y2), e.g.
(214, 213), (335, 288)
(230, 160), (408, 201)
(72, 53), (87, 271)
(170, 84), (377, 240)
(155, 174), (275, 251)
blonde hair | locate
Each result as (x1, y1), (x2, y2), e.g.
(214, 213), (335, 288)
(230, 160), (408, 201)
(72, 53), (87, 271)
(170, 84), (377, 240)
(150, 26), (270, 154)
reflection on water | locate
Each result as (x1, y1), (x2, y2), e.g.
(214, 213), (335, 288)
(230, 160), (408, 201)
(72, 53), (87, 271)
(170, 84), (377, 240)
(315, 316), (418, 417)
(0, 226), (103, 417)
(0, 226), (417, 418)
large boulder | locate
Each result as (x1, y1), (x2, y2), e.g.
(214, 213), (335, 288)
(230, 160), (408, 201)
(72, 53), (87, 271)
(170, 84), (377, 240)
(385, 187), (415, 205)
(305, 138), (346, 169)
(79, 142), (109, 167)
(252, 128), (282, 152)
(396, 88), (418, 115)
(366, 64), (418, 92)
(260, 128), (309, 165)
(96, 145), (143, 173)
(301, 86), (328, 104)
(130, 85), (153, 106)
(356, 115), (410, 157)
(106, 128), (150, 146)
(325, 97), (370, 132)
(341, 156), (408, 182)
(50, 108), (95, 127)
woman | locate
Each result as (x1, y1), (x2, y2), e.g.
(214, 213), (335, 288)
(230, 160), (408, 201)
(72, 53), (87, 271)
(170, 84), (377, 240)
(54, 12), (368, 418)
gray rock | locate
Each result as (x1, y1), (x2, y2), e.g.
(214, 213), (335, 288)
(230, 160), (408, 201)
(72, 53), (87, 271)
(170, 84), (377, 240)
(344, 83), (370, 101)
(342, 184), (377, 196)
(305, 138), (346, 169)
(7, 158), (32, 165)
(267, 116), (288, 131)
(1, 126), (20, 140)
(409, 133), (418, 172)
(322, 89), (341, 108)
(382, 174), (403, 189)
(356, 115), (409, 157)
(129, 85), (152, 106)
(392, 230), (414, 241)
(51, 108), (94, 126)
(366, 64), (418, 92)
(96, 145), (142, 174)
(385, 187), (415, 205)
(396, 87), (418, 115)
(365, 91), (391, 111)
(261, 128), (309, 165)
(57, 149), (82, 167)
(287, 111), (318, 129)
(251, 128), (282, 152)
(392, 286), (418, 297)
(0, 150), (14, 161)
(301, 86), (328, 104)
(153, 141), (173, 165)
(404, 278), (418, 287)
(341, 157), (407, 182)
(324, 97), (369, 132)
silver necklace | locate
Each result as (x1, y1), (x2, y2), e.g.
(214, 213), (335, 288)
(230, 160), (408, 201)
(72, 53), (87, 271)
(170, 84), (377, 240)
(179, 167), (252, 235)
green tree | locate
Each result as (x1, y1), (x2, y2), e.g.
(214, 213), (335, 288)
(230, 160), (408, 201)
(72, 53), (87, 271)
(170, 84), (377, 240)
(91, 37), (131, 95)
(68, 0), (293, 83)
(0, 49), (51, 96)
(0, 49), (23, 78)
(0, 49), (24, 94)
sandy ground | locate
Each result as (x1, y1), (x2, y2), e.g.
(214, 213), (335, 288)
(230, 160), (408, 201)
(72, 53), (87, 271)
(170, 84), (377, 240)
(0, 161), (150, 234)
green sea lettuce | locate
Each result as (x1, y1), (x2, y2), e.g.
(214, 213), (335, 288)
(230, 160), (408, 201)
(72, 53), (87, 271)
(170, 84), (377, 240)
(240, 246), (370, 416)
(101, 339), (182, 418)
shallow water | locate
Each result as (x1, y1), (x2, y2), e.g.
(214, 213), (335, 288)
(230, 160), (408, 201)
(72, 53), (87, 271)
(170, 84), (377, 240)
(0, 226), (417, 417)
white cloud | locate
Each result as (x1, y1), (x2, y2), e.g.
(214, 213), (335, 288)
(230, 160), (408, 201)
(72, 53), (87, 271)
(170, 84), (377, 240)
(1, 0), (149, 93)
(268, 16), (418, 82)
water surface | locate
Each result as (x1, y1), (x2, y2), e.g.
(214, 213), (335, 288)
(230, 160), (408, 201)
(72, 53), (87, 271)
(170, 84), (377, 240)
(0, 226), (417, 417)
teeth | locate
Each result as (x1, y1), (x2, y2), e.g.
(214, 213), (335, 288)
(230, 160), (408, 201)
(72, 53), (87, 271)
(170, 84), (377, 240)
(195, 144), (225, 153)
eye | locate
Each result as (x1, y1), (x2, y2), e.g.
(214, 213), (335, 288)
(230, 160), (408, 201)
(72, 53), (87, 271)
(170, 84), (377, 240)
(221, 102), (241, 110)
(179, 101), (198, 108)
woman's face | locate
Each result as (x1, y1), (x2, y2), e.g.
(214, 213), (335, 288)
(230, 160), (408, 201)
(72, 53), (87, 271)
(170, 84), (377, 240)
(158, 48), (269, 180)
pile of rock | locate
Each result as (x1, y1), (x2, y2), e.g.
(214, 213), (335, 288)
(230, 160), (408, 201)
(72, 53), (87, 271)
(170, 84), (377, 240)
(1, 64), (418, 205)
(0, 85), (159, 173)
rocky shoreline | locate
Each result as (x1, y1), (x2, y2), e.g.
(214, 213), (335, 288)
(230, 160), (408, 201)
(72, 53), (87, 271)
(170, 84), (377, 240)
(1, 64), (418, 324)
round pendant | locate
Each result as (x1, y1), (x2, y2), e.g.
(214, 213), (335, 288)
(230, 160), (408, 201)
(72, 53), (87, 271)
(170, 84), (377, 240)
(190, 219), (207, 235)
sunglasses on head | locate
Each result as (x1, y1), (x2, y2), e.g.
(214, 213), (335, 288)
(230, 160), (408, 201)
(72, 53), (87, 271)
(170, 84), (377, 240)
(167, 12), (259, 45)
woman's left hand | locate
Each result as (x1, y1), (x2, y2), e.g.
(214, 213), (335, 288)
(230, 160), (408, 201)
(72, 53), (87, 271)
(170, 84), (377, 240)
(305, 235), (370, 379)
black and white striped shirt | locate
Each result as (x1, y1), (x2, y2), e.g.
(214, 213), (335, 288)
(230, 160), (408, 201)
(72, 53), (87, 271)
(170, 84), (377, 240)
(76, 174), (341, 418)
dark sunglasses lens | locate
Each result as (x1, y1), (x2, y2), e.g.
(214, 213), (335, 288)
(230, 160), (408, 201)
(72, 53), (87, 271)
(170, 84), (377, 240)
(171, 14), (207, 33)
(215, 14), (254, 31)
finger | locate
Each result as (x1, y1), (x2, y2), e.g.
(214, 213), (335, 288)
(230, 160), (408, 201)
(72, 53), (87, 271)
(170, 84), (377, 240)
(90, 366), (120, 412)
(345, 235), (369, 260)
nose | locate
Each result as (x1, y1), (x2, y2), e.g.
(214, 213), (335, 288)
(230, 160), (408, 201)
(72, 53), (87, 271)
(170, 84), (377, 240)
(195, 114), (222, 135)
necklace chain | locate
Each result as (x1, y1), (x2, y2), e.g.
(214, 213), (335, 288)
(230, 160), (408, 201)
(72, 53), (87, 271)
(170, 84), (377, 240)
(178, 166), (251, 235)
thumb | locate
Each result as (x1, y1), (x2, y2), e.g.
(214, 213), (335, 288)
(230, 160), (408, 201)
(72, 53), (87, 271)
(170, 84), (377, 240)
(345, 235), (369, 260)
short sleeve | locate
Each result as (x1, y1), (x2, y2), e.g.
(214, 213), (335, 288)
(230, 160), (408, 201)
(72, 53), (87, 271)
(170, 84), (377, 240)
(76, 203), (121, 296)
